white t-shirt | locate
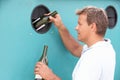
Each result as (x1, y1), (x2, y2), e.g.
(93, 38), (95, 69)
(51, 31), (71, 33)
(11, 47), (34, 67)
(72, 39), (116, 80)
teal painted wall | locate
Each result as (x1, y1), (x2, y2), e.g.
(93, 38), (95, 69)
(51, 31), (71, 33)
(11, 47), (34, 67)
(0, 0), (120, 80)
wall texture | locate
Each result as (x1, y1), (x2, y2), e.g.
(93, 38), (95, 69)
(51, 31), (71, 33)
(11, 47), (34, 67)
(0, 0), (120, 80)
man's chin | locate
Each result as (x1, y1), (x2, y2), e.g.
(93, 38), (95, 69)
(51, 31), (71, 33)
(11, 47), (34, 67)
(77, 38), (81, 41)
(78, 38), (83, 42)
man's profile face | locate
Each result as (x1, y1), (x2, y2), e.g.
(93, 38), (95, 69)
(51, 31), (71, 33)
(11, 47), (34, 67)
(75, 14), (91, 42)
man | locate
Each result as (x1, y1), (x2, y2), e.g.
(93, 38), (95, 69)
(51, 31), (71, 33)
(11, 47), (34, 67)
(34, 6), (116, 80)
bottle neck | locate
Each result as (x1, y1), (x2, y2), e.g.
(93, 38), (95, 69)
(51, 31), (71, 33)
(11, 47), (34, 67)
(48, 11), (58, 17)
(39, 45), (48, 63)
(43, 45), (48, 57)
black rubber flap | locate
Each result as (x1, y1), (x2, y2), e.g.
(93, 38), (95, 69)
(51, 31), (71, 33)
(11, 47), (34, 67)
(31, 4), (51, 34)
(106, 6), (117, 29)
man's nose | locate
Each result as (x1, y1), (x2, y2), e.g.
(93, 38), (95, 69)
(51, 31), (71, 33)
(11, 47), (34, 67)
(75, 25), (79, 31)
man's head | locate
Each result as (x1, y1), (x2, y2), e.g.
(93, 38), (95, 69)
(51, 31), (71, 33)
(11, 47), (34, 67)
(75, 6), (108, 42)
(76, 6), (108, 36)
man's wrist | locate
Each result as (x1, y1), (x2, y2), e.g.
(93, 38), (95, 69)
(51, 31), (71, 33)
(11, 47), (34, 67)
(58, 24), (65, 31)
(46, 73), (61, 80)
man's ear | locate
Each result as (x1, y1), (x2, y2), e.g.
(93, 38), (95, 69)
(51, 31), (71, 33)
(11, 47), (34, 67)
(90, 23), (97, 32)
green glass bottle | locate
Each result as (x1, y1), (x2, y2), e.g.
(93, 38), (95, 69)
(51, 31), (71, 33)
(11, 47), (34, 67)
(35, 11), (58, 31)
(35, 45), (48, 80)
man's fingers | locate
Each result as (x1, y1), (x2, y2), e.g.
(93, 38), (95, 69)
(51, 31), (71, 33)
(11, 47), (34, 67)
(49, 16), (55, 22)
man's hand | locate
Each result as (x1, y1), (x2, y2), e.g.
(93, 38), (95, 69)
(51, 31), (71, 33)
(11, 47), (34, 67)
(34, 62), (61, 80)
(49, 14), (64, 30)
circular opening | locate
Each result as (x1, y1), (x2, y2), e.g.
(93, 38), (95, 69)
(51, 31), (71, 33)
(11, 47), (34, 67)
(105, 6), (117, 29)
(31, 4), (51, 34)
